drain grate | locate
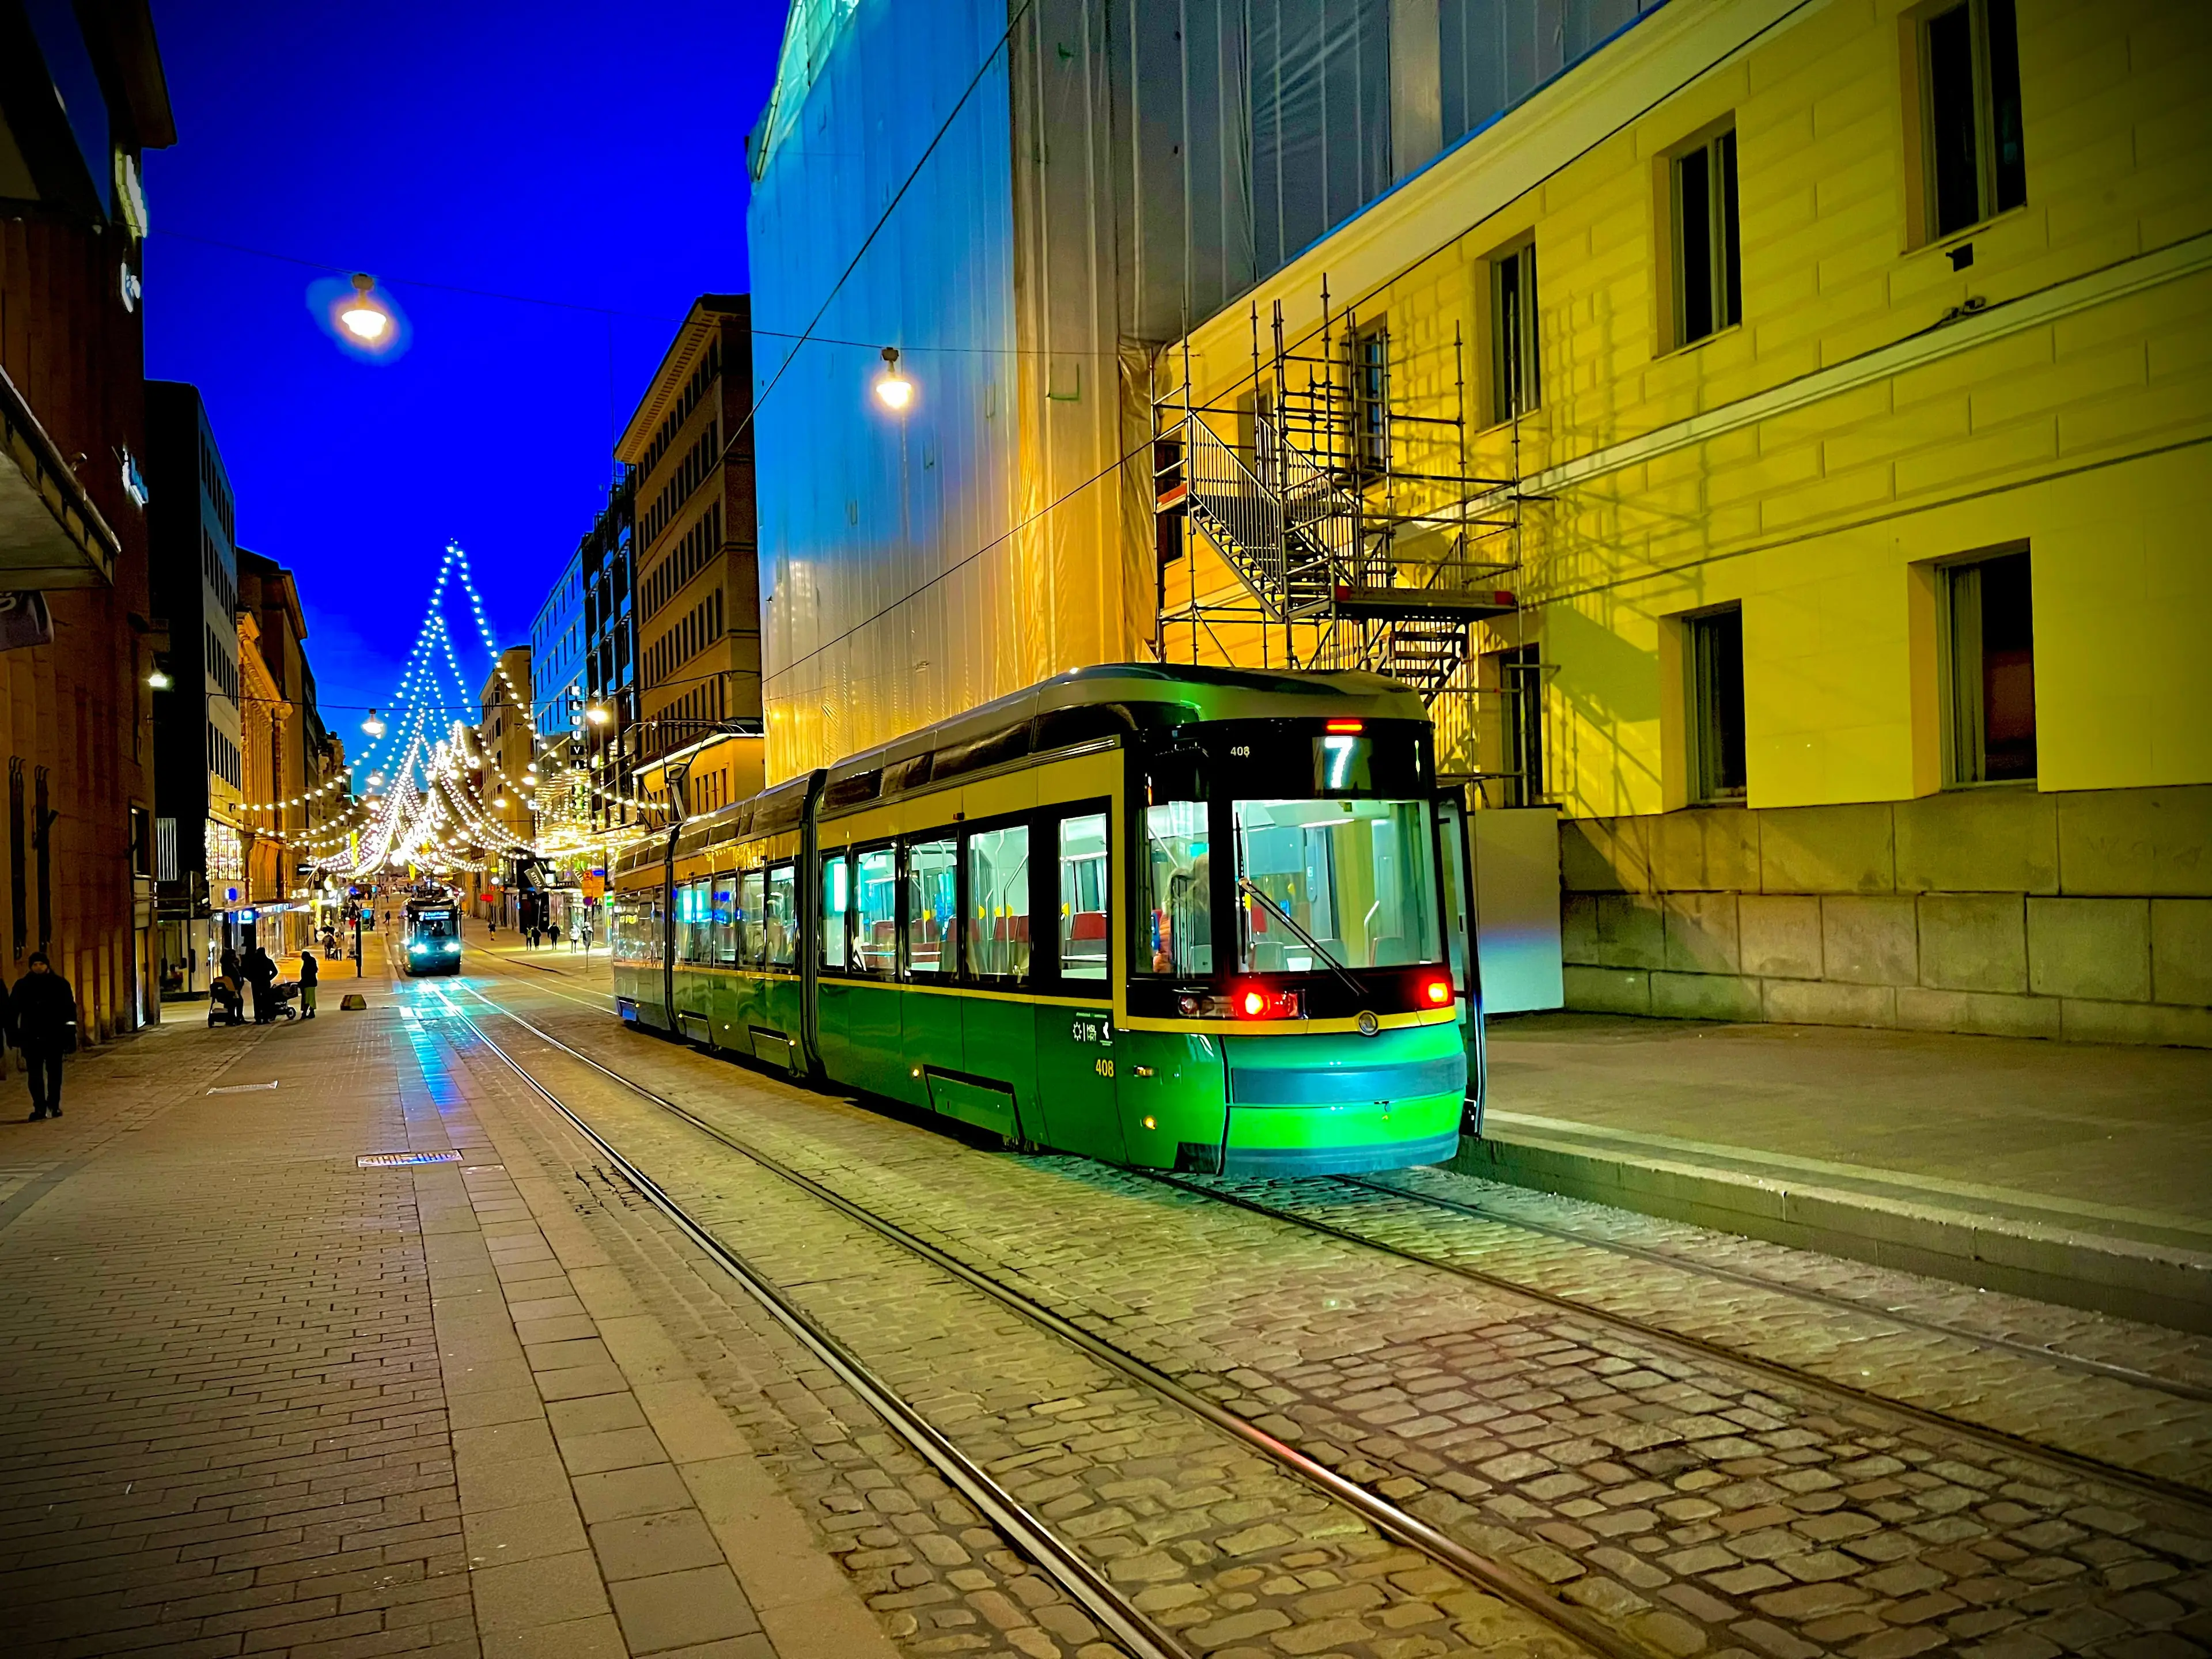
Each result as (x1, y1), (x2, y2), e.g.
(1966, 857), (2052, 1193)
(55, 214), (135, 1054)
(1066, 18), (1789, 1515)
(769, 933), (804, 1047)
(356, 1150), (463, 1168)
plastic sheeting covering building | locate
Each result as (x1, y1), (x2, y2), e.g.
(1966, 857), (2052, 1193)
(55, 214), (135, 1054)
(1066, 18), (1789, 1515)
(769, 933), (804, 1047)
(748, 0), (1153, 781)
(747, 0), (1668, 780)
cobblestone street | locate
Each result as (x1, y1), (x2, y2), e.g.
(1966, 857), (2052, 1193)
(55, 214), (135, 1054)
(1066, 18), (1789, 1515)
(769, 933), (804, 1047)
(2, 946), (2207, 1659)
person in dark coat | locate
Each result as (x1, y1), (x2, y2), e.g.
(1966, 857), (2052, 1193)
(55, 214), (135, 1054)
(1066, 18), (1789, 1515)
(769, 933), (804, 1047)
(14, 952), (77, 1120)
(297, 949), (320, 1018)
(221, 944), (241, 985)
(242, 945), (278, 1024)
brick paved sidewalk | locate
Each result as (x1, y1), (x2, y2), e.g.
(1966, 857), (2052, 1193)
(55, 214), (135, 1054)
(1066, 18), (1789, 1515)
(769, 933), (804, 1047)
(0, 983), (895, 1658)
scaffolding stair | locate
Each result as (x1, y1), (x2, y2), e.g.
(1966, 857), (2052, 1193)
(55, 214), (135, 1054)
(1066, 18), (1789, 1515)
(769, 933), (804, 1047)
(1166, 414), (1353, 621)
(1161, 403), (1524, 705)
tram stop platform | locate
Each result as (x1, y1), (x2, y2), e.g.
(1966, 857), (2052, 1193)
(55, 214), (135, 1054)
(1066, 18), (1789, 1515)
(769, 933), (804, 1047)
(1458, 1011), (2212, 1334)
(0, 952), (899, 1659)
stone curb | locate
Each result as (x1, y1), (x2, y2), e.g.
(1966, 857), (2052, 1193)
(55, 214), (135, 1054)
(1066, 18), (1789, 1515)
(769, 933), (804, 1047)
(1450, 1126), (2212, 1335)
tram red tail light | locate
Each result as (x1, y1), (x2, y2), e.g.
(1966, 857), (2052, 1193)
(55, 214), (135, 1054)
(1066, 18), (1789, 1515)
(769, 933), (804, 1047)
(1421, 974), (1455, 1007)
(1323, 718), (1365, 734)
(1232, 983), (1301, 1020)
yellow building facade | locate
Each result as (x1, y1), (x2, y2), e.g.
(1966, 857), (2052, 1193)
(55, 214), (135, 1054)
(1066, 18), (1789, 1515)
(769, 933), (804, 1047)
(1160, 0), (2212, 1044)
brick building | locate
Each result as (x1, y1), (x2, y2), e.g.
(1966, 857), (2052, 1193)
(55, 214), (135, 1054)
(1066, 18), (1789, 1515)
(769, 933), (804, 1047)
(0, 2), (175, 1034)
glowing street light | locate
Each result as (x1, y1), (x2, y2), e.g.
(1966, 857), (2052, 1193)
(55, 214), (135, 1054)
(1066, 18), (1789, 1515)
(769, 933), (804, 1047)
(339, 274), (392, 343)
(362, 708), (386, 738)
(585, 702), (612, 726)
(875, 345), (912, 412)
(146, 668), (173, 690)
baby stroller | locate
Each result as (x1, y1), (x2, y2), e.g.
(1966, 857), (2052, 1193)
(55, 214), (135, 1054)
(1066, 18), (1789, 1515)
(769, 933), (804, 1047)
(259, 980), (302, 1022)
(208, 975), (247, 1028)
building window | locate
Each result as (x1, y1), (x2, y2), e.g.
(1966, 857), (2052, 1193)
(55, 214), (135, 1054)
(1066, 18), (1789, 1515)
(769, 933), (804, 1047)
(1350, 319), (1389, 476)
(1687, 607), (1748, 803)
(1921, 0), (2026, 240)
(1492, 241), (1539, 422)
(1671, 128), (1741, 348)
(1504, 643), (1546, 806)
(1941, 548), (2035, 784)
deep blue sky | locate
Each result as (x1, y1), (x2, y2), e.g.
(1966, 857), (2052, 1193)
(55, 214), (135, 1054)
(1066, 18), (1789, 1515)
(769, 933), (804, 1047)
(143, 2), (786, 730)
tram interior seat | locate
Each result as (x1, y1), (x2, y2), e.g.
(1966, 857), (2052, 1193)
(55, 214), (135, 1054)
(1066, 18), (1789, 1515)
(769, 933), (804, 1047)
(1069, 911), (1106, 942)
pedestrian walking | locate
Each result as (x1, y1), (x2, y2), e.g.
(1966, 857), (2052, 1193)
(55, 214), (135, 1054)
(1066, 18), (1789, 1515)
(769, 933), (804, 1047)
(549, 922), (562, 948)
(528, 926), (540, 950)
(13, 952), (77, 1120)
(297, 949), (320, 1019)
(243, 945), (278, 1024)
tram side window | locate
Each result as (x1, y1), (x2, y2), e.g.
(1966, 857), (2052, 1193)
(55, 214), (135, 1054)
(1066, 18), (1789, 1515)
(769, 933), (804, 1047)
(738, 870), (766, 966)
(614, 900), (638, 961)
(904, 837), (957, 977)
(712, 873), (737, 965)
(676, 879), (713, 964)
(1057, 813), (1110, 981)
(766, 864), (797, 967)
(819, 854), (850, 969)
(854, 847), (897, 975)
(1142, 799), (1213, 975)
(965, 824), (1030, 982)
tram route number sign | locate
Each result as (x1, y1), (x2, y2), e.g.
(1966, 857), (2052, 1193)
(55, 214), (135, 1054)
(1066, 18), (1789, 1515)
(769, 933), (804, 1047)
(1070, 1013), (1112, 1046)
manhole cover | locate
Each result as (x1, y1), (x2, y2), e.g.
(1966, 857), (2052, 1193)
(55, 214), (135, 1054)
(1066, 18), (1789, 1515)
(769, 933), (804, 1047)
(356, 1150), (463, 1168)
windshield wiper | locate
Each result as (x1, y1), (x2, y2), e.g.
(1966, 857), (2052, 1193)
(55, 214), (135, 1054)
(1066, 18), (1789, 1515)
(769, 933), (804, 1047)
(1237, 876), (1365, 1002)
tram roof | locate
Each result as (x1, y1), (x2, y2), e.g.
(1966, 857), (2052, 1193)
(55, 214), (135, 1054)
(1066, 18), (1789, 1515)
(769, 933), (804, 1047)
(633, 665), (1426, 870)
(827, 663), (1425, 785)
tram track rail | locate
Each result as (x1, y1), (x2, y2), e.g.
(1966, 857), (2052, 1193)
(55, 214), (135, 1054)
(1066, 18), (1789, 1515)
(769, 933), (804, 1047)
(425, 984), (1193, 1659)
(1139, 1168), (2212, 1514)
(436, 979), (1654, 1659)
(1338, 1171), (2212, 1404)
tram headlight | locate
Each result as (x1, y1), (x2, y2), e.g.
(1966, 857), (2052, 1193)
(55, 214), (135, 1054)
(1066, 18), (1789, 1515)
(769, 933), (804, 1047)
(444, 942), (461, 955)
(407, 941), (426, 954)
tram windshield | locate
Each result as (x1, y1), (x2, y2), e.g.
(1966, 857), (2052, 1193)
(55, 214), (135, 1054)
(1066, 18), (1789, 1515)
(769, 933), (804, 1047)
(1232, 798), (1441, 972)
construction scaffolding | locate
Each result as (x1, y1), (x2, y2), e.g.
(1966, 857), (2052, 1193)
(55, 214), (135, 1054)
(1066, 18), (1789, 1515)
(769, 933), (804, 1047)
(1153, 286), (1548, 805)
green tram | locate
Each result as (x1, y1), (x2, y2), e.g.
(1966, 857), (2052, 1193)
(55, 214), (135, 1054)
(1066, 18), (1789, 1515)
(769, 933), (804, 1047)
(400, 895), (463, 975)
(610, 664), (1485, 1176)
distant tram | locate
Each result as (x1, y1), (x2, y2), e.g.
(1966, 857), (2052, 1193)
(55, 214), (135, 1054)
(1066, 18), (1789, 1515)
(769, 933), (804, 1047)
(611, 665), (1484, 1176)
(400, 895), (463, 976)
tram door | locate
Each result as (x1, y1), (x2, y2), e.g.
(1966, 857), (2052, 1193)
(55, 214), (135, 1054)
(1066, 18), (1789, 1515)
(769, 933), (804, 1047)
(1033, 806), (1127, 1162)
(1435, 790), (1487, 1137)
